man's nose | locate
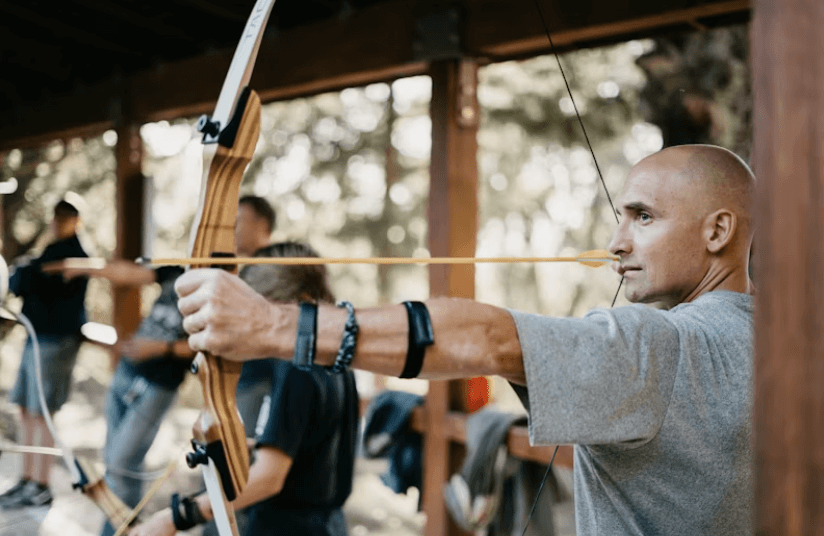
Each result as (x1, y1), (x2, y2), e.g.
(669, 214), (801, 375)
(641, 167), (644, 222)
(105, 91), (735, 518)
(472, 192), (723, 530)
(608, 222), (631, 257)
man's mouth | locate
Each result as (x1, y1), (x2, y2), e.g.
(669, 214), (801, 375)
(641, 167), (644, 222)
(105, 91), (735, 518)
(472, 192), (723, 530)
(616, 265), (641, 276)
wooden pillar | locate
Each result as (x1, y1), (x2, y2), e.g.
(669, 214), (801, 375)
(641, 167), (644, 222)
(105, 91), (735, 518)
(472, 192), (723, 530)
(752, 0), (824, 534)
(0, 151), (4, 253)
(424, 58), (479, 536)
(112, 123), (144, 367)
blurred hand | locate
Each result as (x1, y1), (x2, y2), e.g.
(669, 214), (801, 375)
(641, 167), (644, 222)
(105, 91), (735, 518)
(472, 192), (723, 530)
(103, 259), (155, 285)
(176, 269), (277, 360)
(118, 338), (169, 362)
(40, 259), (102, 280)
(40, 258), (154, 285)
(127, 508), (175, 536)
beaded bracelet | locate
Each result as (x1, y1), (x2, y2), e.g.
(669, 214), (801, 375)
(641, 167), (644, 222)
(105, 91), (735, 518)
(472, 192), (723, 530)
(332, 301), (358, 372)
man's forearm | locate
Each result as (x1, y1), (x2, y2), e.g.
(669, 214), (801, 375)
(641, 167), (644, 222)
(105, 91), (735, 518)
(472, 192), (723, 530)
(268, 297), (526, 382)
(177, 270), (527, 383)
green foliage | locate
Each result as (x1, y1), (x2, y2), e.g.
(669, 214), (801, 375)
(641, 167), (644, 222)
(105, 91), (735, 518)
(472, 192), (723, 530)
(636, 24), (751, 159)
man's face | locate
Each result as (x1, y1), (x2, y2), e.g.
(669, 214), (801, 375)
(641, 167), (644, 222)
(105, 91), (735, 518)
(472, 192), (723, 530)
(50, 215), (78, 241)
(608, 157), (708, 307)
(235, 203), (268, 256)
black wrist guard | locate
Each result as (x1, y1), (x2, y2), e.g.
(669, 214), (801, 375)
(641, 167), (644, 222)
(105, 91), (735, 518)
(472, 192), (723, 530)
(172, 492), (209, 530)
(399, 301), (434, 378)
(293, 302), (318, 369)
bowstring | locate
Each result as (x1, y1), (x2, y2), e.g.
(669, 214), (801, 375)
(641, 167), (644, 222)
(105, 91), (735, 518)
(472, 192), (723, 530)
(519, 1), (624, 534)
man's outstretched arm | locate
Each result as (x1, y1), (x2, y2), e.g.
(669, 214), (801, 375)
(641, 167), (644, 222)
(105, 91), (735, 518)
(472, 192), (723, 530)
(175, 269), (526, 384)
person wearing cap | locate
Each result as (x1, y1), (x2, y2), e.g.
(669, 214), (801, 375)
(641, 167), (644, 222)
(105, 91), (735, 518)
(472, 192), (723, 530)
(1, 196), (89, 509)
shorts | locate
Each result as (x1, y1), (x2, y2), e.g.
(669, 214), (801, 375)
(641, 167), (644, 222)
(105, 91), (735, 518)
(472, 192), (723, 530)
(10, 335), (82, 415)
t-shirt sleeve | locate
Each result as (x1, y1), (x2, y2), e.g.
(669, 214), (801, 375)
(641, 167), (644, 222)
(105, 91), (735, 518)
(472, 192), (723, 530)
(8, 262), (32, 297)
(256, 363), (316, 458)
(509, 305), (681, 447)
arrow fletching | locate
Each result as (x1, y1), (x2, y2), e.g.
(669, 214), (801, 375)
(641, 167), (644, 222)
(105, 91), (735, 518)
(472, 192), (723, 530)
(575, 249), (619, 268)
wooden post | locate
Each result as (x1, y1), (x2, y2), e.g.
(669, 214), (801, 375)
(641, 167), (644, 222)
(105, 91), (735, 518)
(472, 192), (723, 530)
(752, 0), (824, 534)
(112, 123), (144, 368)
(424, 58), (479, 536)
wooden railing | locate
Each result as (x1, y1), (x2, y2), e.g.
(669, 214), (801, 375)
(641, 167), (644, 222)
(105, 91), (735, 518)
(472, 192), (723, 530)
(361, 397), (574, 469)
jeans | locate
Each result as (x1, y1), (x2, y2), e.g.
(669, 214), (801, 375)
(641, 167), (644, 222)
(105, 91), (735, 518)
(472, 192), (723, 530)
(99, 363), (177, 536)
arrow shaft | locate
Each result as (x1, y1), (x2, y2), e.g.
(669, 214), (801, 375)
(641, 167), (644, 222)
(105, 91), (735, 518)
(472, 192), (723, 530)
(140, 255), (617, 267)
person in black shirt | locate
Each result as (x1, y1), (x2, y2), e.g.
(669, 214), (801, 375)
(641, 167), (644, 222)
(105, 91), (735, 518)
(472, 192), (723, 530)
(1, 198), (89, 509)
(234, 195), (278, 438)
(129, 242), (359, 536)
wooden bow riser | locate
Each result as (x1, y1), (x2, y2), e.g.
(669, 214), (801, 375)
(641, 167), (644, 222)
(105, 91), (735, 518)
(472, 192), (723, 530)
(188, 89), (261, 500)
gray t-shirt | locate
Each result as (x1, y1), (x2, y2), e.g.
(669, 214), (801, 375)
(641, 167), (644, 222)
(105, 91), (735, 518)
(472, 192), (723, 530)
(509, 290), (753, 535)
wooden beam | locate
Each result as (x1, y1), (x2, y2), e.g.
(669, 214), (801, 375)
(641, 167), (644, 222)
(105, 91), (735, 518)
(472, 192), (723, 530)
(130, 0), (425, 123)
(406, 407), (574, 467)
(471, 0), (751, 59)
(752, 0), (824, 534)
(424, 58), (480, 536)
(112, 123), (145, 369)
(0, 0), (750, 149)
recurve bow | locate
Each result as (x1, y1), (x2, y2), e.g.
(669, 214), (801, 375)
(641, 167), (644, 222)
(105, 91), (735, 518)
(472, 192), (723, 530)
(178, 1), (277, 535)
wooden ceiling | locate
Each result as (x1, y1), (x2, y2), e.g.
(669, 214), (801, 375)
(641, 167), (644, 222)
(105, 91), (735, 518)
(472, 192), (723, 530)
(0, 0), (750, 149)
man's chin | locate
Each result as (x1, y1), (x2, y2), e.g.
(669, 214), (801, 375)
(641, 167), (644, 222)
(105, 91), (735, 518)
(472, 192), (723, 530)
(624, 285), (657, 305)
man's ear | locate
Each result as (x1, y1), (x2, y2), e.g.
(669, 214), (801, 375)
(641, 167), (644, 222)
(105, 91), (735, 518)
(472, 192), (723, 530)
(704, 209), (736, 254)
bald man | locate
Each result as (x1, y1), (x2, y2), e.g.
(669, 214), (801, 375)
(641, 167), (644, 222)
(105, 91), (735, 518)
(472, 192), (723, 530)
(175, 144), (755, 535)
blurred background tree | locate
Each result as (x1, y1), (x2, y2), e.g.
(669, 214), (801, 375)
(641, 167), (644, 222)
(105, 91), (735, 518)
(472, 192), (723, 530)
(636, 24), (751, 160)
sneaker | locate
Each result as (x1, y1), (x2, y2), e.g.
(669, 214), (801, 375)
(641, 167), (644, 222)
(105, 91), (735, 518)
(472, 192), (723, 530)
(2, 480), (52, 509)
(0, 478), (30, 506)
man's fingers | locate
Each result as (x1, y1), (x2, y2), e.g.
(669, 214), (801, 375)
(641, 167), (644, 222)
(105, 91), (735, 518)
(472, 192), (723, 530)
(174, 268), (219, 298)
(181, 301), (213, 335)
(176, 272), (221, 317)
(187, 331), (208, 354)
(174, 268), (276, 359)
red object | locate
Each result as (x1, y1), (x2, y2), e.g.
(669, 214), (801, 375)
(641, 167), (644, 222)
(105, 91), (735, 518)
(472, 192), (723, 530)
(466, 376), (490, 412)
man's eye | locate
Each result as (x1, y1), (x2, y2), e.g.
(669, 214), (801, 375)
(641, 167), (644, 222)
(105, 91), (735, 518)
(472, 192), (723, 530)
(639, 213), (652, 222)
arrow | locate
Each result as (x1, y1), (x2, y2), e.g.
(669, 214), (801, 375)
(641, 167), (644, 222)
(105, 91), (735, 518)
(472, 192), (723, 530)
(136, 249), (619, 268)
